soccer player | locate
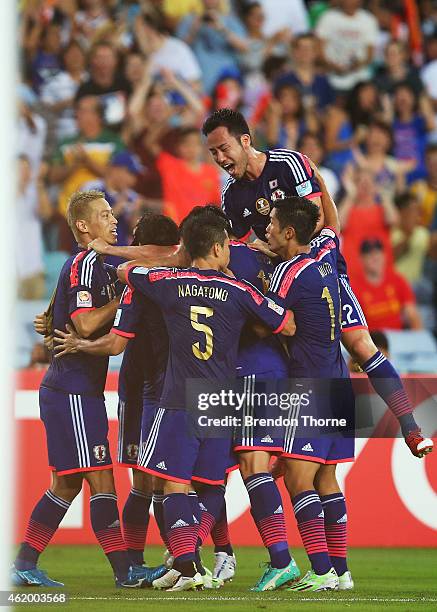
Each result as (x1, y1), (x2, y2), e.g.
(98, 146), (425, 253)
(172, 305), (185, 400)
(203, 108), (433, 458)
(266, 194), (354, 592)
(12, 191), (150, 588)
(113, 211), (295, 591)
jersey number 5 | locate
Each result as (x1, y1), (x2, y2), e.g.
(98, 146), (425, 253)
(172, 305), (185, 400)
(190, 306), (214, 360)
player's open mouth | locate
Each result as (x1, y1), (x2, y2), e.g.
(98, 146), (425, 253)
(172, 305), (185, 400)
(223, 163), (235, 176)
(111, 229), (117, 236)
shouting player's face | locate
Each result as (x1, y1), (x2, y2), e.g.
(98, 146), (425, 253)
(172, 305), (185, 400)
(207, 126), (250, 180)
(87, 198), (118, 244)
(266, 208), (288, 257)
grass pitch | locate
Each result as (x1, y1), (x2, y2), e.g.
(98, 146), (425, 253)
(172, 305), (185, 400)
(13, 546), (437, 612)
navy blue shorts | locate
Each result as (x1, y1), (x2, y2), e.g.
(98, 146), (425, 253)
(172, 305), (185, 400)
(40, 386), (112, 475)
(339, 274), (368, 332)
(137, 408), (234, 485)
(283, 435), (355, 464)
(233, 373), (285, 453)
(117, 393), (142, 467)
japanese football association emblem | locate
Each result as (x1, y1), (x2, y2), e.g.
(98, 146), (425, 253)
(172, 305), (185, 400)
(93, 445), (107, 462)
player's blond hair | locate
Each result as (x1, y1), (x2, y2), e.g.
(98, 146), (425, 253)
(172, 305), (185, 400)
(67, 190), (105, 241)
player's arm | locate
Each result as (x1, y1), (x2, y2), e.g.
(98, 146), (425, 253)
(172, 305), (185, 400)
(252, 309), (296, 337)
(309, 160), (340, 234)
(54, 325), (128, 357)
(117, 246), (190, 284)
(241, 283), (296, 337)
(88, 238), (180, 262)
(71, 297), (119, 339)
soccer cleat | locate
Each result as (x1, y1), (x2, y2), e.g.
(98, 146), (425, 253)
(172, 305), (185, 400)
(338, 570), (354, 590)
(153, 568), (181, 590)
(163, 549), (174, 569)
(11, 566), (64, 587)
(250, 558), (300, 591)
(166, 572), (204, 592)
(121, 564), (168, 588)
(405, 430), (434, 458)
(202, 566), (223, 589)
(287, 568), (338, 592)
(212, 552), (236, 582)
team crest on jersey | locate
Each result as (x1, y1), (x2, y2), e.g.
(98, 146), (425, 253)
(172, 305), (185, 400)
(93, 445), (106, 462)
(256, 197), (270, 215)
(77, 290), (92, 307)
(271, 189), (285, 202)
(296, 180), (312, 197)
(127, 444), (139, 460)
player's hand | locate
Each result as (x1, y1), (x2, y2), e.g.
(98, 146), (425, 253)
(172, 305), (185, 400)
(34, 312), (48, 335)
(53, 325), (80, 358)
(88, 237), (110, 254)
(249, 239), (277, 259)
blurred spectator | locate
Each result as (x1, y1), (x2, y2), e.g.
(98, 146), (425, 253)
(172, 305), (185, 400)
(161, 0), (203, 31)
(17, 100), (47, 178)
(354, 238), (422, 330)
(24, 19), (62, 94)
(410, 144), (437, 226)
(81, 150), (145, 251)
(316, 0), (379, 92)
(264, 83), (319, 150)
(124, 51), (147, 91)
(75, 42), (131, 127)
(274, 33), (335, 112)
(325, 81), (381, 176)
(156, 127), (221, 224)
(212, 72), (244, 112)
(421, 53), (437, 111)
(375, 39), (424, 97)
(17, 156), (46, 300)
(41, 40), (87, 141)
(355, 120), (412, 201)
(73, 0), (113, 48)
(298, 132), (340, 200)
(49, 95), (124, 216)
(135, 13), (202, 90)
(257, 0), (308, 37)
(28, 341), (50, 369)
(339, 164), (399, 281)
(391, 192), (430, 287)
(387, 83), (435, 184)
(177, 0), (247, 94)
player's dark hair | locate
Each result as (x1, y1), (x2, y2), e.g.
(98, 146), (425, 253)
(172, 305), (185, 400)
(273, 196), (320, 245)
(132, 212), (179, 246)
(181, 209), (228, 259)
(179, 205), (232, 235)
(202, 108), (251, 140)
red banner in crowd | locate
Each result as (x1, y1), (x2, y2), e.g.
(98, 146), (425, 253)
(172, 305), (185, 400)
(15, 371), (437, 547)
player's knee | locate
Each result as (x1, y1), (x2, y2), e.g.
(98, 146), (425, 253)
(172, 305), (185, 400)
(50, 472), (82, 502)
(238, 451), (270, 479)
(84, 469), (116, 495)
(343, 330), (377, 365)
(132, 469), (153, 494)
(314, 465), (339, 495)
(163, 480), (190, 495)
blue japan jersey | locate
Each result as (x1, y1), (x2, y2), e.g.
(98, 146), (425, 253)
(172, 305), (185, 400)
(111, 286), (168, 405)
(42, 250), (118, 396)
(229, 241), (288, 376)
(268, 228), (347, 378)
(222, 149), (321, 240)
(127, 266), (289, 409)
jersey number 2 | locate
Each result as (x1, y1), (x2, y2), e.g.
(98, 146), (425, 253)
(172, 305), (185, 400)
(190, 306), (213, 360)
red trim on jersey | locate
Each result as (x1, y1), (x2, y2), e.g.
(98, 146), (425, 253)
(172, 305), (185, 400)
(306, 191), (322, 200)
(56, 464), (113, 476)
(125, 264), (138, 291)
(325, 457), (355, 464)
(297, 151), (312, 176)
(341, 325), (369, 333)
(233, 445), (284, 453)
(235, 230), (252, 242)
(70, 307), (96, 318)
(135, 464), (191, 484)
(273, 310), (290, 334)
(69, 250), (88, 288)
(148, 269), (265, 305)
(323, 226), (339, 238)
(121, 286), (133, 304)
(111, 328), (135, 339)
(192, 474), (226, 485)
(281, 452), (326, 464)
(278, 258), (313, 298)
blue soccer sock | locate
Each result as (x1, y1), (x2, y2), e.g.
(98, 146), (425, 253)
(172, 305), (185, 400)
(153, 491), (170, 551)
(320, 493), (348, 576)
(163, 493), (197, 576)
(292, 490), (332, 576)
(90, 493), (130, 583)
(363, 351), (418, 436)
(15, 490), (71, 570)
(122, 488), (152, 566)
(196, 485), (226, 547)
(244, 473), (291, 569)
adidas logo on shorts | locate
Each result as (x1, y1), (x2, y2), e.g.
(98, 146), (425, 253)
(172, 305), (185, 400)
(171, 519), (189, 528)
(261, 435), (273, 443)
(156, 461), (167, 470)
(301, 443), (314, 452)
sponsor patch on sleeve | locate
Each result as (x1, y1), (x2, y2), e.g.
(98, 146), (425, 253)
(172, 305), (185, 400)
(296, 180), (313, 197)
(77, 290), (92, 307)
(267, 298), (284, 315)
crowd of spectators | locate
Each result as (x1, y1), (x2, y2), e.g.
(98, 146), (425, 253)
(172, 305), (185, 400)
(17, 0), (437, 337)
